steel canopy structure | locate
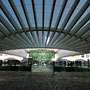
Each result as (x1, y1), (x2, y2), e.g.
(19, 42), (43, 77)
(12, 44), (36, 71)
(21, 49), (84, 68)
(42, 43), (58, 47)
(0, 0), (90, 53)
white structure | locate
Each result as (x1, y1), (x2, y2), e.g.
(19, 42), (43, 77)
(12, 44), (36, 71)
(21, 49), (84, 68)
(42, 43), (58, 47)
(1, 48), (81, 61)
(62, 54), (90, 61)
(0, 54), (23, 61)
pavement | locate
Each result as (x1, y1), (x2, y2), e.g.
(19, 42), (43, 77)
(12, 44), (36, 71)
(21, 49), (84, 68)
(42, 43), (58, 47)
(0, 71), (90, 90)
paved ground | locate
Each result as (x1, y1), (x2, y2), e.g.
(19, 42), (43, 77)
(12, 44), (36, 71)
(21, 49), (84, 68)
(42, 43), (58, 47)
(0, 71), (90, 90)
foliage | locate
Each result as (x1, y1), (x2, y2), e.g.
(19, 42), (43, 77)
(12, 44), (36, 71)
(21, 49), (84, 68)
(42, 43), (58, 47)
(28, 50), (56, 62)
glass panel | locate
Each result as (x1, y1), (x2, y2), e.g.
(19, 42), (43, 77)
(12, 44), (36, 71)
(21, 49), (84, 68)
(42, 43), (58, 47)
(75, 21), (90, 36)
(15, 34), (29, 46)
(13, 0), (28, 28)
(0, 9), (15, 31)
(28, 32), (36, 46)
(55, 33), (65, 46)
(22, 33), (32, 45)
(47, 32), (53, 46)
(52, 0), (63, 28)
(58, 0), (75, 28)
(87, 37), (90, 41)
(65, 0), (87, 29)
(52, 33), (60, 46)
(70, 7), (90, 33)
(9, 35), (21, 48)
(44, 31), (48, 47)
(1, 0), (22, 29)
(39, 31), (42, 47)
(51, 0), (75, 45)
(4, 37), (15, 46)
(51, 0), (63, 28)
(0, 23), (10, 35)
(44, 0), (53, 27)
(33, 31), (39, 46)
(35, 0), (42, 27)
(36, 12), (42, 27)
(49, 32), (58, 46)
(0, 32), (3, 38)
(25, 1), (35, 27)
(81, 30), (90, 39)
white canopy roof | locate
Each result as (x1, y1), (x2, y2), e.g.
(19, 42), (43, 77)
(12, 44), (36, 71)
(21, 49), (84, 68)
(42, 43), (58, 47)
(1, 48), (80, 58)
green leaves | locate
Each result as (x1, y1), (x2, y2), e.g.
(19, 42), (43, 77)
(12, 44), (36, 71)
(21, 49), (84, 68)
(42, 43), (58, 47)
(28, 50), (56, 62)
